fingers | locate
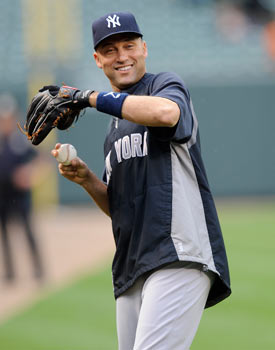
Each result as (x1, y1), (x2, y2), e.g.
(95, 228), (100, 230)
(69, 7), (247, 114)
(58, 157), (81, 172)
(58, 159), (85, 182)
(58, 163), (78, 177)
(53, 152), (89, 185)
(50, 143), (88, 182)
(51, 143), (61, 158)
(70, 157), (80, 167)
(51, 149), (58, 158)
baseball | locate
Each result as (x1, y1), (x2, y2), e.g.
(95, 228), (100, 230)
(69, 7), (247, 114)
(56, 144), (77, 165)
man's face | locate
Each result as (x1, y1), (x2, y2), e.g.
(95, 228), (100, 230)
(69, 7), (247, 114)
(94, 34), (148, 91)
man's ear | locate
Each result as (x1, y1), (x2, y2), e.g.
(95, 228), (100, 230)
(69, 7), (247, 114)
(142, 41), (148, 58)
(93, 52), (103, 69)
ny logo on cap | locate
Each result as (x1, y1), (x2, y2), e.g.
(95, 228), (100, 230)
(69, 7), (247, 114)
(106, 14), (121, 28)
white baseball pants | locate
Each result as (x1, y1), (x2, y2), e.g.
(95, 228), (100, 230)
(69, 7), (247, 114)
(116, 262), (214, 350)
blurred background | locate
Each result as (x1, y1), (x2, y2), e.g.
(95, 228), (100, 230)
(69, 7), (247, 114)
(0, 0), (274, 349)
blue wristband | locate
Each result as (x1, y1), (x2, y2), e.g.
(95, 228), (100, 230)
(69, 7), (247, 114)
(96, 92), (129, 119)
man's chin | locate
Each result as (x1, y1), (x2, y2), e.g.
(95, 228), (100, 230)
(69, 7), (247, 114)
(116, 78), (136, 90)
(111, 71), (146, 90)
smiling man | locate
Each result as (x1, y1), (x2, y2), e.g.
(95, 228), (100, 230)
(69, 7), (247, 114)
(94, 32), (147, 91)
(51, 11), (231, 350)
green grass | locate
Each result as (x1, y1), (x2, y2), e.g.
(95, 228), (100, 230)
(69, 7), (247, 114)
(192, 199), (275, 350)
(0, 199), (274, 349)
(0, 266), (117, 350)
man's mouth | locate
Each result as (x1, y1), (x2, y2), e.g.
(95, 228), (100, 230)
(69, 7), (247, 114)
(115, 65), (132, 71)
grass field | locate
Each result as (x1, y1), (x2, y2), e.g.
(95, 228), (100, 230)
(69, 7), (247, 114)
(0, 199), (274, 349)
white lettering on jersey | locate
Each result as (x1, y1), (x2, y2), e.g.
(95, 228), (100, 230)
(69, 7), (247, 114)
(131, 133), (142, 157)
(114, 131), (148, 164)
(114, 138), (122, 163)
(143, 131), (148, 156)
(122, 135), (131, 159)
(105, 150), (112, 184)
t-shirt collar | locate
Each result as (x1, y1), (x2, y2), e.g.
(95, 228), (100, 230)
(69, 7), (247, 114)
(120, 72), (150, 94)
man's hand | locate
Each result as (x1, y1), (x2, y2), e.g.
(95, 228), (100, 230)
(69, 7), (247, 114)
(51, 143), (110, 216)
(51, 143), (90, 186)
(21, 85), (93, 146)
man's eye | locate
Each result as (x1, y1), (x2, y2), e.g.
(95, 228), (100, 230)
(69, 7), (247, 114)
(105, 48), (115, 54)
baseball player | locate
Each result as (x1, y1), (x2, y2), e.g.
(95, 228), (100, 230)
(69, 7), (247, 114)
(28, 11), (231, 350)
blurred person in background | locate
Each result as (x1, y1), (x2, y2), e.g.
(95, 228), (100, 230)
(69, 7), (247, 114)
(0, 94), (44, 282)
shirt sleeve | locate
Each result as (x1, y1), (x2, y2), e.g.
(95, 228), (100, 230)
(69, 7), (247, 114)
(148, 72), (193, 143)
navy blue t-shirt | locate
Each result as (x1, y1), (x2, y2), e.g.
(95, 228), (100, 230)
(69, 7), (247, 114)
(102, 72), (231, 308)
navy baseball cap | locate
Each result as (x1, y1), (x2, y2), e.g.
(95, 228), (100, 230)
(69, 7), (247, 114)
(92, 12), (143, 49)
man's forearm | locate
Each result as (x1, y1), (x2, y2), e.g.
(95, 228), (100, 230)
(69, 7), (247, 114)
(82, 170), (110, 217)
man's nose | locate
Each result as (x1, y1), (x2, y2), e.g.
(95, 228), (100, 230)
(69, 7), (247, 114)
(116, 48), (128, 62)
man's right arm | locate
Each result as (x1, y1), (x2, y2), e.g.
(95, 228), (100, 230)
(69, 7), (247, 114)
(81, 168), (110, 217)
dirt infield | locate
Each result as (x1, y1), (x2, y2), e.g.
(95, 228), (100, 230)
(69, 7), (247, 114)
(0, 206), (115, 323)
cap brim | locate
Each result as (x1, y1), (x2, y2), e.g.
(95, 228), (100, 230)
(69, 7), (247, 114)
(94, 31), (143, 49)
